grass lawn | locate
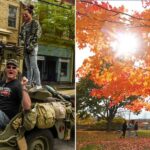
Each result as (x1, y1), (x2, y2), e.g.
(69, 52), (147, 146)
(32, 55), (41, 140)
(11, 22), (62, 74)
(77, 130), (150, 150)
(138, 130), (150, 137)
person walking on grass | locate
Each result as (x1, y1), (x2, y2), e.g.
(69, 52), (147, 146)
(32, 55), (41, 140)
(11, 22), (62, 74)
(127, 120), (134, 137)
(120, 120), (127, 138)
(134, 121), (138, 137)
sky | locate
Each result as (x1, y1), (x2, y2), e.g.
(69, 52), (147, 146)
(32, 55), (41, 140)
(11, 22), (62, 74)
(76, 1), (150, 119)
(106, 0), (144, 12)
(76, 44), (94, 72)
(76, 0), (146, 71)
(118, 109), (150, 120)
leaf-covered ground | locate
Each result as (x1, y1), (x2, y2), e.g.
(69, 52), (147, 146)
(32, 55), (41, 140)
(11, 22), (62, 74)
(77, 130), (150, 150)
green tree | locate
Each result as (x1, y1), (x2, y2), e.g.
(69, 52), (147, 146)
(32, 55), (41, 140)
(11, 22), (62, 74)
(77, 74), (139, 131)
(35, 0), (74, 45)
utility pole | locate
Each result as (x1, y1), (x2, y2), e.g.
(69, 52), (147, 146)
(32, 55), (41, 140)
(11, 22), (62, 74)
(129, 110), (131, 122)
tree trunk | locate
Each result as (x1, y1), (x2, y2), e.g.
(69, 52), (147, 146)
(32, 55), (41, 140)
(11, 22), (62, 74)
(106, 118), (113, 131)
(106, 107), (117, 131)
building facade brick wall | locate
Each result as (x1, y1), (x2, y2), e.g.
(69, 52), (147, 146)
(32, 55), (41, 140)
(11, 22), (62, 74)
(0, 0), (21, 45)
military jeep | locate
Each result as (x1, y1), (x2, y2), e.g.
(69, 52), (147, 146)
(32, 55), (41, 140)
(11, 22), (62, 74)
(0, 85), (75, 150)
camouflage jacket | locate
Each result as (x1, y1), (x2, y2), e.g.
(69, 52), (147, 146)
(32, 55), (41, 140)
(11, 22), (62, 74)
(19, 20), (42, 48)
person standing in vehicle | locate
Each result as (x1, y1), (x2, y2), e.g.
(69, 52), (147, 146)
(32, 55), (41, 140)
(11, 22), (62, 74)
(0, 59), (31, 128)
(19, 5), (42, 89)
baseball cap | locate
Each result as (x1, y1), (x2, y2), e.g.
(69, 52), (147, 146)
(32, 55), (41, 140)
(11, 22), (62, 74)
(6, 59), (18, 67)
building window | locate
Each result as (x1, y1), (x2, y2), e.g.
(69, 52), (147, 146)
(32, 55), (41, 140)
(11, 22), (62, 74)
(61, 62), (68, 76)
(7, 54), (13, 59)
(8, 5), (17, 28)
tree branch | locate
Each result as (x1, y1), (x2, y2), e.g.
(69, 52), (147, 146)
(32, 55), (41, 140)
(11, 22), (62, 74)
(77, 11), (150, 28)
(80, 0), (150, 21)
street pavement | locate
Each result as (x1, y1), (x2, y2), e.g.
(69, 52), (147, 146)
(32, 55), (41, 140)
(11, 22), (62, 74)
(58, 89), (75, 96)
(54, 139), (75, 150)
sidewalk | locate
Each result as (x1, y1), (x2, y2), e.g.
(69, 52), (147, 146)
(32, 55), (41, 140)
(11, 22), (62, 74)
(58, 89), (75, 96)
(42, 82), (75, 91)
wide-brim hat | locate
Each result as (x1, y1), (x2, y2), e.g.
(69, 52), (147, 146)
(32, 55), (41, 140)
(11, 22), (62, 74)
(6, 59), (18, 67)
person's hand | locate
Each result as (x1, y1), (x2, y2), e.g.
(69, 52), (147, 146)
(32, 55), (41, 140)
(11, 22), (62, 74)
(21, 76), (28, 87)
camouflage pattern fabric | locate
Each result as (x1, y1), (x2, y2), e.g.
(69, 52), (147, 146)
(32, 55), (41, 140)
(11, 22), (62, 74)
(23, 109), (37, 131)
(19, 20), (42, 53)
(36, 103), (55, 129)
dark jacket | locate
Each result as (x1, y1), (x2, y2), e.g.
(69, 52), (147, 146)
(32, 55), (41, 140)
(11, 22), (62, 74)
(122, 122), (127, 131)
(134, 123), (138, 130)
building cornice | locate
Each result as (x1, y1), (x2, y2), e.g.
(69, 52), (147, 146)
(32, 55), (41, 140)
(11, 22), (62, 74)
(0, 28), (12, 35)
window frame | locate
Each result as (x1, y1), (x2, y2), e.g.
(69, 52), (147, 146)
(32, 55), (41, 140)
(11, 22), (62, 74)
(60, 62), (68, 77)
(8, 5), (17, 28)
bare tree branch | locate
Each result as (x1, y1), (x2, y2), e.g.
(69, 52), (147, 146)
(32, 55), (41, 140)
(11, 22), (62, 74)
(80, 0), (150, 21)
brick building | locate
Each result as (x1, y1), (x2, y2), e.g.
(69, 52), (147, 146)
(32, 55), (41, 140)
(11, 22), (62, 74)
(0, 0), (21, 45)
(0, 0), (23, 71)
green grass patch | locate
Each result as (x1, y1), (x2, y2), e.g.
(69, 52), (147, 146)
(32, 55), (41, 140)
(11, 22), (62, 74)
(80, 145), (105, 150)
(138, 130), (150, 138)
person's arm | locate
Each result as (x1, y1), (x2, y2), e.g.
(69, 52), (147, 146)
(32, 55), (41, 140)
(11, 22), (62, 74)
(21, 77), (31, 110)
(30, 20), (42, 45)
(19, 24), (25, 46)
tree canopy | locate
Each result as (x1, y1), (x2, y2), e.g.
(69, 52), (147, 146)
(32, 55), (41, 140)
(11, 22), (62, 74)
(76, 0), (150, 113)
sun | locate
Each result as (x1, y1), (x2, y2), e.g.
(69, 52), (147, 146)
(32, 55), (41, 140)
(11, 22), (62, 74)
(110, 32), (139, 58)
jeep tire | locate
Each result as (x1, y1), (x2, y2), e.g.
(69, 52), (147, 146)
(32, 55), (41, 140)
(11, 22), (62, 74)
(26, 129), (54, 150)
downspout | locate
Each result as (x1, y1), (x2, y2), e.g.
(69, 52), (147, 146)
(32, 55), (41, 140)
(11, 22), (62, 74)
(18, 2), (22, 45)
(18, 2), (23, 72)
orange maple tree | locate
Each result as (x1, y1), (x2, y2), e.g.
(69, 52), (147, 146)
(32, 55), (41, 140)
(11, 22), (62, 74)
(76, 0), (150, 113)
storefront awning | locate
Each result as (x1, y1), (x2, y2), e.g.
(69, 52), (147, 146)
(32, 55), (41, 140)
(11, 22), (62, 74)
(38, 45), (72, 58)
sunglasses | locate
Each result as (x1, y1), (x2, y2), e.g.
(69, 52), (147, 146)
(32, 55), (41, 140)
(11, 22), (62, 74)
(7, 66), (17, 70)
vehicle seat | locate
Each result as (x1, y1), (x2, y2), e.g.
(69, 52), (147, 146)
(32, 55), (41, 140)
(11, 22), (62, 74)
(0, 113), (24, 146)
